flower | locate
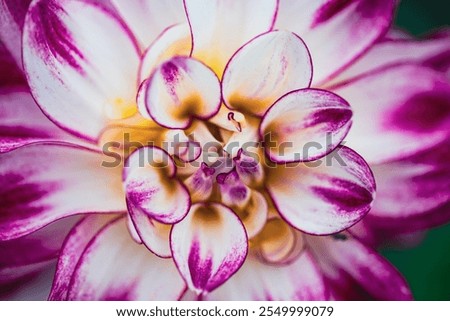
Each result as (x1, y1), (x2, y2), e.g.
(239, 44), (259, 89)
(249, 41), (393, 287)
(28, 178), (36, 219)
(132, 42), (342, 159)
(0, 0), (449, 300)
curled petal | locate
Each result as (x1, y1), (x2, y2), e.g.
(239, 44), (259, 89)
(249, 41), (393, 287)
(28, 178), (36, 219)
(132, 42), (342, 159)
(23, 0), (141, 141)
(124, 146), (191, 224)
(68, 218), (186, 300)
(184, 163), (216, 202)
(308, 234), (412, 300)
(111, 0), (186, 49)
(234, 149), (264, 188)
(0, 143), (125, 240)
(170, 202), (248, 294)
(333, 64), (450, 164)
(260, 89), (352, 163)
(222, 31), (312, 116)
(184, 0), (278, 75)
(238, 191), (268, 239)
(216, 170), (251, 209)
(266, 146), (375, 235)
(277, 0), (396, 84)
(206, 251), (328, 300)
(128, 207), (172, 258)
(139, 23), (192, 83)
(138, 57), (221, 129)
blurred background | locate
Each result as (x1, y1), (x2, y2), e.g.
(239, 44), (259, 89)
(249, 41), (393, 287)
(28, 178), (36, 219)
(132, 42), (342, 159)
(384, 0), (450, 301)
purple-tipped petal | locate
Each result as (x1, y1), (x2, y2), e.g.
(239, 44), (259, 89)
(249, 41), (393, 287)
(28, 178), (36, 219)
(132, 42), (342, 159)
(266, 146), (375, 235)
(277, 0), (396, 84)
(0, 87), (81, 153)
(111, 0), (186, 49)
(67, 218), (186, 300)
(48, 215), (115, 300)
(222, 31), (312, 117)
(333, 64), (450, 164)
(139, 23), (192, 83)
(308, 233), (412, 300)
(124, 146), (191, 224)
(260, 89), (352, 163)
(138, 57), (221, 129)
(205, 251), (328, 300)
(184, 0), (278, 75)
(23, 0), (141, 141)
(0, 143), (126, 240)
(170, 202), (248, 294)
(216, 170), (251, 209)
(328, 33), (450, 86)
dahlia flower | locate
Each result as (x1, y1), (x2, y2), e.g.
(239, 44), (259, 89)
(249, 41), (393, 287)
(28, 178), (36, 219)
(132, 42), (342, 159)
(1, 0), (449, 300)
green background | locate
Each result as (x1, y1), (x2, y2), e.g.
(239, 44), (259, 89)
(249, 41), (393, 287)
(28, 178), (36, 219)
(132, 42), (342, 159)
(382, 0), (450, 301)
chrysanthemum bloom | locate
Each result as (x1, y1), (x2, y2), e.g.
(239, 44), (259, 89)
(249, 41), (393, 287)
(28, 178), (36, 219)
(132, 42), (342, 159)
(1, 0), (449, 300)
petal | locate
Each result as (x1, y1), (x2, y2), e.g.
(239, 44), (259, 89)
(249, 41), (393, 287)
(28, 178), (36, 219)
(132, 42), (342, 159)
(128, 209), (172, 258)
(260, 89), (352, 163)
(277, 0), (396, 84)
(266, 146), (375, 235)
(111, 0), (186, 49)
(333, 64), (450, 164)
(308, 233), (412, 300)
(48, 215), (115, 300)
(124, 146), (191, 224)
(0, 216), (78, 287)
(205, 251), (328, 300)
(222, 31), (312, 117)
(0, 143), (126, 240)
(234, 149), (264, 188)
(238, 191), (268, 239)
(216, 170), (251, 209)
(170, 202), (248, 294)
(184, 0), (278, 75)
(0, 0), (31, 68)
(0, 87), (80, 153)
(365, 142), (450, 232)
(139, 23), (192, 83)
(67, 218), (186, 300)
(23, 0), (141, 141)
(183, 163), (216, 203)
(138, 57), (221, 129)
(328, 34), (450, 86)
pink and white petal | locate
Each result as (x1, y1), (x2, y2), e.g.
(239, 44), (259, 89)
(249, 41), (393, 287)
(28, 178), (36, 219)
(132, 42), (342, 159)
(111, 0), (186, 49)
(333, 64), (450, 164)
(328, 34), (450, 86)
(277, 0), (395, 84)
(368, 142), (450, 225)
(183, 163), (215, 203)
(266, 146), (375, 235)
(170, 203), (248, 294)
(139, 23), (192, 83)
(23, 0), (141, 141)
(0, 0), (31, 68)
(124, 146), (191, 224)
(308, 234), (412, 300)
(138, 57), (221, 129)
(222, 31), (312, 117)
(0, 87), (82, 153)
(128, 205), (172, 258)
(260, 89), (352, 163)
(0, 143), (126, 240)
(184, 0), (278, 75)
(48, 215), (116, 300)
(68, 218), (186, 300)
(205, 251), (328, 301)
